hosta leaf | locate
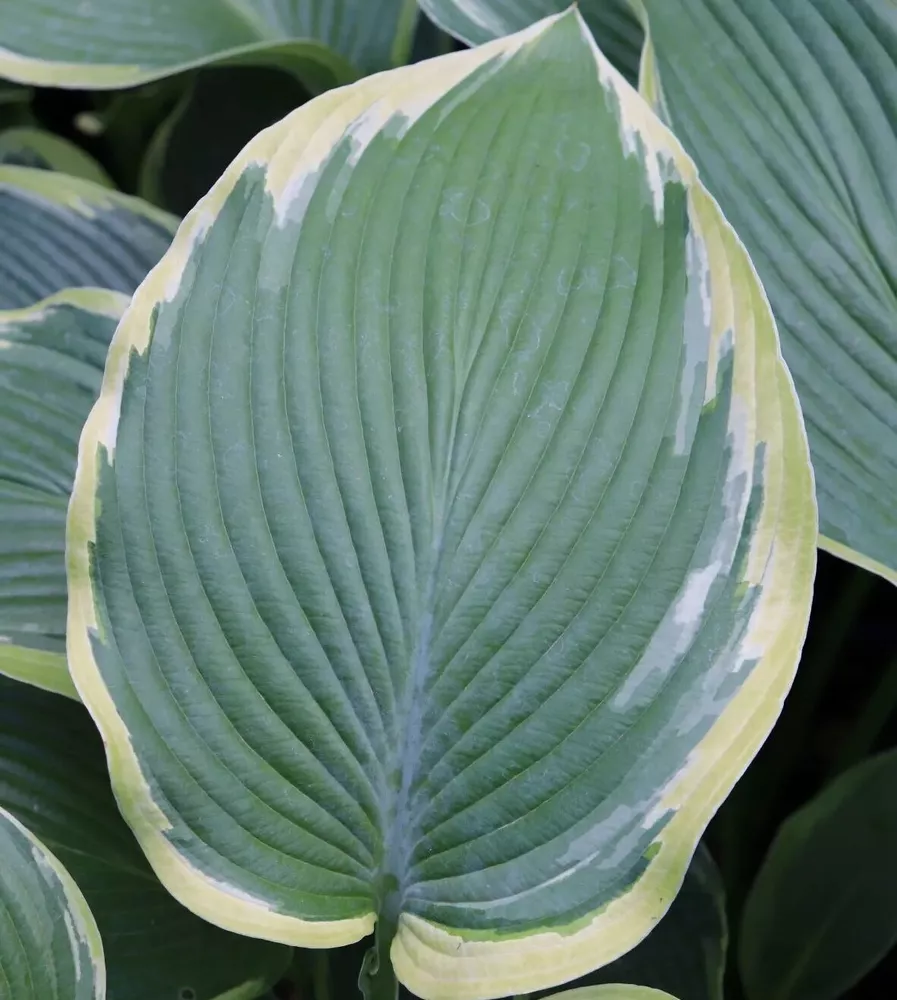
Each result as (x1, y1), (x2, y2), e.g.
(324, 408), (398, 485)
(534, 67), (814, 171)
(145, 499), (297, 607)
(0, 128), (113, 186)
(546, 990), (680, 1000)
(0, 804), (104, 1000)
(0, 675), (291, 1000)
(0, 166), (175, 308)
(0, 290), (125, 698)
(740, 748), (897, 1000)
(636, 0), (897, 583)
(0, 0), (417, 91)
(67, 11), (815, 1000)
(550, 845), (726, 1000)
(417, 0), (643, 82)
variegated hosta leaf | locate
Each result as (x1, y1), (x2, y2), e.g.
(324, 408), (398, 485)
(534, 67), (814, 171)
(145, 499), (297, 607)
(572, 845), (726, 1000)
(636, 0), (897, 584)
(546, 990), (680, 1000)
(0, 290), (125, 698)
(0, 127), (114, 187)
(0, 804), (104, 1000)
(416, 0), (643, 81)
(67, 11), (815, 1000)
(0, 166), (175, 308)
(0, 0), (417, 91)
(0, 675), (291, 1000)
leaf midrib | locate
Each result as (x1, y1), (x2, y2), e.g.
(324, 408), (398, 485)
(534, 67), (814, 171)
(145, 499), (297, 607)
(380, 536), (444, 909)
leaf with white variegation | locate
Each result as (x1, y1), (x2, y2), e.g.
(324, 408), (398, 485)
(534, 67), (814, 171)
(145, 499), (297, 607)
(635, 0), (897, 583)
(417, 0), (643, 81)
(0, 290), (126, 697)
(0, 674), (291, 1000)
(0, 805), (105, 1000)
(0, 166), (175, 308)
(67, 11), (815, 1000)
(0, 0), (418, 90)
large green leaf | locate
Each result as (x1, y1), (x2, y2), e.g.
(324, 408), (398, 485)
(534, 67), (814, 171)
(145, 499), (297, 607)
(0, 674), (291, 1000)
(416, 0), (643, 81)
(0, 804), (104, 1000)
(0, 166), (175, 308)
(67, 11), (815, 1000)
(544, 845), (726, 1000)
(740, 748), (897, 1000)
(635, 0), (897, 584)
(0, 0), (417, 91)
(0, 290), (126, 698)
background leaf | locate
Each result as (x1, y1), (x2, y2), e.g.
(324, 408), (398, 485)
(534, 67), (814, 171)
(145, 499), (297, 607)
(0, 290), (125, 697)
(416, 0), (643, 81)
(637, 0), (897, 583)
(0, 166), (175, 308)
(0, 0), (416, 90)
(0, 126), (113, 185)
(740, 748), (897, 1000)
(0, 674), (291, 1000)
(0, 804), (104, 1000)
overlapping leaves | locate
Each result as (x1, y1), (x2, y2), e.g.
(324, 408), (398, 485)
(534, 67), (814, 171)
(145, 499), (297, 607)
(635, 0), (897, 582)
(0, 0), (417, 90)
(417, 0), (643, 80)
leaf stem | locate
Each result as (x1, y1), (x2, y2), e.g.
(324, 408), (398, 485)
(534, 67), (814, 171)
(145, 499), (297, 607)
(390, 0), (421, 67)
(359, 915), (399, 1000)
(312, 950), (331, 1000)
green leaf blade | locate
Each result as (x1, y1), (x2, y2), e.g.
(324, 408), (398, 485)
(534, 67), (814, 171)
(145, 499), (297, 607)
(0, 0), (415, 89)
(637, 0), (897, 583)
(0, 168), (176, 309)
(0, 290), (128, 697)
(0, 805), (105, 1000)
(740, 748), (897, 1000)
(68, 11), (815, 999)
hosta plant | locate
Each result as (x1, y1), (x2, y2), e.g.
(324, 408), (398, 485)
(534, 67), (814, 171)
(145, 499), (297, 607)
(0, 2), (895, 1000)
